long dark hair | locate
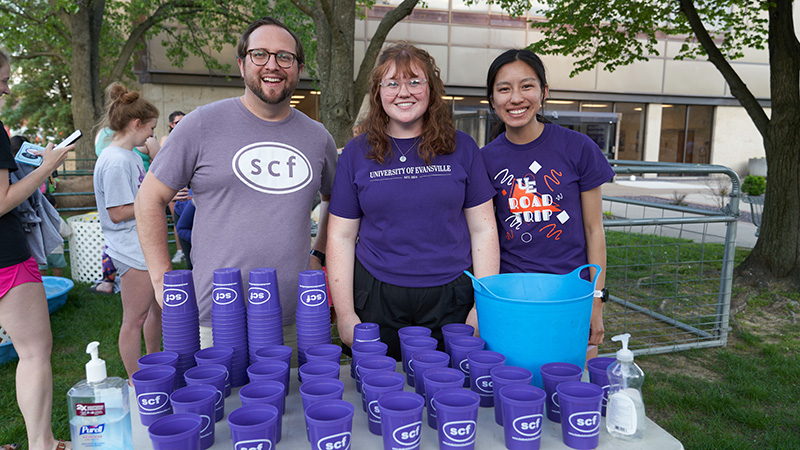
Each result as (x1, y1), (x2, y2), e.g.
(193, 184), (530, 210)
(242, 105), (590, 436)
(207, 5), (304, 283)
(486, 49), (549, 141)
(362, 42), (455, 165)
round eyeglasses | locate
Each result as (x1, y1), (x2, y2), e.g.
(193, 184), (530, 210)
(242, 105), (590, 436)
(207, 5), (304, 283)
(246, 49), (297, 68)
(379, 78), (428, 95)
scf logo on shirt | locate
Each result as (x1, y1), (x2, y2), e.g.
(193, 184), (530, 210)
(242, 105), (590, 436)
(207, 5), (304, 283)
(441, 420), (476, 445)
(316, 432), (350, 450)
(234, 439), (272, 450)
(233, 142), (312, 194)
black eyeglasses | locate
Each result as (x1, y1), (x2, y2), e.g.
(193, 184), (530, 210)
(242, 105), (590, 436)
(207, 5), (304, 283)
(246, 49), (297, 68)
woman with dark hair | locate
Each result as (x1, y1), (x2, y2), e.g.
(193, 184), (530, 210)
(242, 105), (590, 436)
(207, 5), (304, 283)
(0, 50), (74, 450)
(482, 49), (615, 358)
(327, 42), (499, 359)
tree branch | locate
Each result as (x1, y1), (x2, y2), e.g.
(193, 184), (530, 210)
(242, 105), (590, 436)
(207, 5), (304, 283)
(12, 51), (69, 65)
(289, 0), (314, 18)
(678, 0), (769, 136)
(353, 0), (419, 112)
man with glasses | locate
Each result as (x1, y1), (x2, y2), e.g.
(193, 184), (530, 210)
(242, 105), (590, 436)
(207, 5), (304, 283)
(136, 16), (337, 352)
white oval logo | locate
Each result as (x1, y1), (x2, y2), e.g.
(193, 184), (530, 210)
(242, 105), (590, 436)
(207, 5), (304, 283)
(213, 287), (238, 305)
(248, 287), (272, 305)
(512, 414), (543, 438)
(569, 411), (600, 434)
(163, 287), (188, 307)
(300, 289), (327, 307)
(393, 421), (422, 447)
(442, 420), (476, 444)
(233, 142), (312, 194)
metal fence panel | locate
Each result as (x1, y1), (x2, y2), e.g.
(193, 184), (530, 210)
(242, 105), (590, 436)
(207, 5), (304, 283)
(601, 161), (740, 356)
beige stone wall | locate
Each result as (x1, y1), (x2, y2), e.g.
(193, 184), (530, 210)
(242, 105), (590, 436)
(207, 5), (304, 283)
(711, 106), (768, 176)
(141, 84), (242, 142)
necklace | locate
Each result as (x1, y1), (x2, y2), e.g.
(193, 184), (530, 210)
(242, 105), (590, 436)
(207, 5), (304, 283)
(391, 136), (421, 163)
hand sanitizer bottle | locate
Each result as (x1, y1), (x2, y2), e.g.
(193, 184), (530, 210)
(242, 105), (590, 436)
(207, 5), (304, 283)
(605, 333), (646, 441)
(67, 342), (133, 449)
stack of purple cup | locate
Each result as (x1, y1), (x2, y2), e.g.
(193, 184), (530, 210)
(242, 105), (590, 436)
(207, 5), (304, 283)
(247, 268), (284, 363)
(210, 268), (249, 387)
(161, 270), (200, 388)
(294, 270), (331, 367)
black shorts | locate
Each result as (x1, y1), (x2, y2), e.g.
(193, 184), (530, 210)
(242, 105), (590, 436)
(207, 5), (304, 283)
(351, 258), (475, 360)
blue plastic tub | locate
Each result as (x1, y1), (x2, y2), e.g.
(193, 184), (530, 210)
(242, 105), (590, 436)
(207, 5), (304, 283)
(43, 276), (74, 314)
(467, 264), (600, 387)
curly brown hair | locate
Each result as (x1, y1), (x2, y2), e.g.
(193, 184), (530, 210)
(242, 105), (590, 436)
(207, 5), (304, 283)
(362, 42), (455, 165)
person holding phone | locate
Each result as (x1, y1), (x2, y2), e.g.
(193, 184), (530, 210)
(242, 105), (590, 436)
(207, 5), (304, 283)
(0, 50), (74, 450)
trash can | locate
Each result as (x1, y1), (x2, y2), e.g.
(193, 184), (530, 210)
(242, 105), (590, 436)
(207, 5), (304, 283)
(67, 212), (106, 283)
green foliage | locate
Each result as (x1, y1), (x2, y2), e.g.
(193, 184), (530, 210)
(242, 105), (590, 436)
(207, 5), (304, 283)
(523, 0), (769, 77)
(742, 175), (766, 196)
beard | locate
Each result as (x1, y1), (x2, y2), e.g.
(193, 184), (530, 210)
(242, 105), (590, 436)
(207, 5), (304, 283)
(243, 67), (297, 105)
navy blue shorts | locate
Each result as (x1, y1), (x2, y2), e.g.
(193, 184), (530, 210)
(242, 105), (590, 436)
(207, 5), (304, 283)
(351, 258), (475, 360)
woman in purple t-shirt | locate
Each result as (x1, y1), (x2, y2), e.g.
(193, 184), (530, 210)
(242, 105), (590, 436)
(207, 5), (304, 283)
(327, 43), (499, 359)
(482, 49), (615, 359)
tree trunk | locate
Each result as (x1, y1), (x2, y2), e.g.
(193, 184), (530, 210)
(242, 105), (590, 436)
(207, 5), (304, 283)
(61, 2), (105, 171)
(735, 0), (800, 288)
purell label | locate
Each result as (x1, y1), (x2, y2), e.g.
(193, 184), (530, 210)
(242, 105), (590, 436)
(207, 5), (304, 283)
(441, 420), (476, 444)
(163, 287), (189, 307)
(317, 431), (350, 450)
(137, 392), (170, 414)
(234, 439), (272, 450)
(512, 414), (543, 439)
(568, 411), (600, 436)
(475, 375), (493, 395)
(75, 403), (105, 417)
(248, 287), (272, 305)
(300, 288), (327, 307)
(213, 287), (238, 305)
(392, 421), (421, 447)
(79, 424), (105, 435)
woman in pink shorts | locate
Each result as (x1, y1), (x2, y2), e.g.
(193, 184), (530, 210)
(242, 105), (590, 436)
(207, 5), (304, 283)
(0, 51), (75, 450)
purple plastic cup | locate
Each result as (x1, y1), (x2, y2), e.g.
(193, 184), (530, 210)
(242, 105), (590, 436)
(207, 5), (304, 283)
(556, 381), (603, 450)
(361, 371), (406, 435)
(227, 404), (280, 450)
(239, 381), (286, 442)
(432, 388), (480, 450)
(248, 267), (280, 311)
(305, 343), (343, 364)
(400, 336), (438, 387)
(183, 364), (227, 422)
(247, 360), (290, 394)
(448, 336), (485, 388)
(297, 270), (329, 313)
(351, 341), (389, 383)
(491, 365), (533, 425)
(353, 322), (380, 343)
(356, 355), (397, 411)
(540, 362), (583, 423)
(411, 350), (450, 399)
(253, 345), (293, 393)
(298, 360), (340, 383)
(147, 412), (202, 450)
(138, 351), (180, 390)
(499, 384), (547, 450)
(421, 368), (465, 430)
(194, 346), (233, 397)
(162, 270), (199, 313)
(169, 385), (216, 450)
(441, 323), (475, 355)
(299, 378), (346, 441)
(304, 399), (354, 450)
(131, 366), (176, 426)
(467, 350), (506, 407)
(378, 391), (425, 450)
(587, 356), (615, 416)
(211, 268), (245, 311)
(397, 325), (432, 342)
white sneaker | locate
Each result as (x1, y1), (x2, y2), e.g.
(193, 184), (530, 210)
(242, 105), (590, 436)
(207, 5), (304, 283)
(171, 250), (185, 264)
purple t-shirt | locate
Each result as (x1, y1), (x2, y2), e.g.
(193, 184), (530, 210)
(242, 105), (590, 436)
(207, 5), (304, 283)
(150, 98), (338, 326)
(329, 130), (496, 287)
(481, 123), (615, 275)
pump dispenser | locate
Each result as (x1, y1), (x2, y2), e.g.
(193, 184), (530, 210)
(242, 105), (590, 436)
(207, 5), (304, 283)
(605, 333), (646, 441)
(68, 342), (133, 449)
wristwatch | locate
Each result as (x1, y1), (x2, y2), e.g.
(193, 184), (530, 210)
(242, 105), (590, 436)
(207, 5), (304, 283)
(310, 249), (326, 266)
(594, 288), (608, 303)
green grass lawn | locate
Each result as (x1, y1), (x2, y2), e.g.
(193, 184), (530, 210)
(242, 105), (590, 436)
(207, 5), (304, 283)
(1, 242), (799, 449)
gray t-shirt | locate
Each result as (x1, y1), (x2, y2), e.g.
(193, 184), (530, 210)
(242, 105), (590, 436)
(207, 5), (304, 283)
(94, 146), (148, 270)
(150, 98), (338, 326)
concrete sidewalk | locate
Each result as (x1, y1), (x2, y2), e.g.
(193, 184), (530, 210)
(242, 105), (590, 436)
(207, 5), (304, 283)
(601, 177), (758, 249)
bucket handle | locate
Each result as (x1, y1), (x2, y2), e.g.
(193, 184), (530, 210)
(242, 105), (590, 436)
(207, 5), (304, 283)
(463, 271), (502, 300)
(569, 264), (602, 289)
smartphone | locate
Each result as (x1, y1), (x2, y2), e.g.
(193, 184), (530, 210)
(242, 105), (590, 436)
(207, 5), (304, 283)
(14, 142), (45, 167)
(55, 130), (82, 149)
